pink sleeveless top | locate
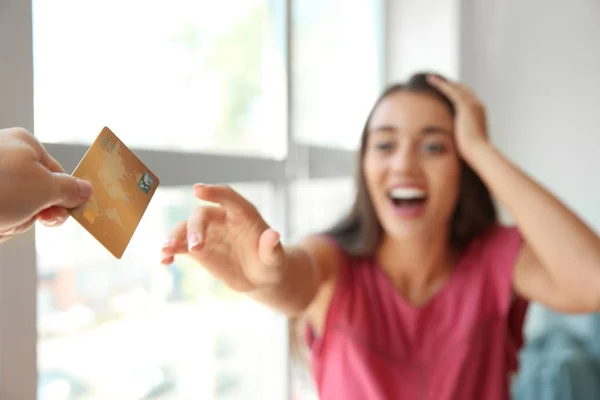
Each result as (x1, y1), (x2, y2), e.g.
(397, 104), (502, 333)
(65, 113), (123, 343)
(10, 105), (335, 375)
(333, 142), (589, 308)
(305, 225), (528, 400)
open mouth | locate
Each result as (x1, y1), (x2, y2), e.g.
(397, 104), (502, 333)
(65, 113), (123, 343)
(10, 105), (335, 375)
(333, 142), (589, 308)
(388, 187), (428, 213)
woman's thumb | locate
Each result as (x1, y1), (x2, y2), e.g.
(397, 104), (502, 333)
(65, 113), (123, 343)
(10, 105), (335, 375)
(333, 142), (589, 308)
(257, 228), (284, 270)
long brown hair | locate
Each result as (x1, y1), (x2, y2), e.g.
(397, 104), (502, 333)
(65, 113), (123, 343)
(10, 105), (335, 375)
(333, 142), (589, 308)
(289, 72), (498, 361)
(325, 72), (497, 255)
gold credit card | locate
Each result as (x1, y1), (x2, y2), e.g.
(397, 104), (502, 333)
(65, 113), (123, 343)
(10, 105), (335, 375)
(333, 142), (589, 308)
(69, 127), (159, 258)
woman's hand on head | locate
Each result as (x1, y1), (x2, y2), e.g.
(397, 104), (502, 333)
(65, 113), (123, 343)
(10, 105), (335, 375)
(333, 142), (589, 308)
(426, 75), (490, 161)
(160, 184), (286, 292)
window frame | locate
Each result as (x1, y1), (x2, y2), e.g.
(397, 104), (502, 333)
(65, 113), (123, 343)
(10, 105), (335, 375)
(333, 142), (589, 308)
(0, 0), (386, 398)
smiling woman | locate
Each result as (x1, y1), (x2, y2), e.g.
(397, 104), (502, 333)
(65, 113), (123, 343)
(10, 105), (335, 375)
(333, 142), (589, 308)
(159, 70), (600, 400)
(328, 74), (496, 256)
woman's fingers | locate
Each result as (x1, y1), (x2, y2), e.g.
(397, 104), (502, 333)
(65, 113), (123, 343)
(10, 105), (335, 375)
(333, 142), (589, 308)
(161, 221), (187, 264)
(161, 205), (227, 264)
(427, 75), (480, 107)
(193, 184), (252, 215)
(187, 205), (226, 252)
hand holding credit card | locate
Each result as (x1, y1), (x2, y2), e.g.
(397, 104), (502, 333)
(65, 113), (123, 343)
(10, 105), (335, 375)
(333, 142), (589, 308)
(69, 127), (160, 258)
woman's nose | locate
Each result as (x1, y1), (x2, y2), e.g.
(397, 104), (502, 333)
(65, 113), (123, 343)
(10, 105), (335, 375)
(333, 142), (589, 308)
(389, 145), (419, 174)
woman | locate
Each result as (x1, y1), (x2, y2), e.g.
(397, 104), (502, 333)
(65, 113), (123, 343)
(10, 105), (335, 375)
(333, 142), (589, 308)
(160, 73), (600, 399)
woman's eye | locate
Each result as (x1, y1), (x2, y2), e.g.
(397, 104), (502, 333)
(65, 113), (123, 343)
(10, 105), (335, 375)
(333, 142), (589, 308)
(423, 142), (446, 154)
(375, 142), (394, 151)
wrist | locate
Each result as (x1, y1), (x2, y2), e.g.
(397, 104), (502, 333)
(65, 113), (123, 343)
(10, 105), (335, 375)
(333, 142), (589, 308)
(461, 139), (495, 169)
(250, 248), (292, 292)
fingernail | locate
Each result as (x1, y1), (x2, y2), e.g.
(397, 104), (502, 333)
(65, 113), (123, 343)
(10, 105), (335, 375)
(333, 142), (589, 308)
(162, 239), (174, 249)
(188, 233), (202, 250)
(46, 218), (61, 227)
(77, 179), (93, 198)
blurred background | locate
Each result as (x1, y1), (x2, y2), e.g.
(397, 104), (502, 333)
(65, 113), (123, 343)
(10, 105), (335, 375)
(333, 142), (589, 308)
(1, 0), (600, 398)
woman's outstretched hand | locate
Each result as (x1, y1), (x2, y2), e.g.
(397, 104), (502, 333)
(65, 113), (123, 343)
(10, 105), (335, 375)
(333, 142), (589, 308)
(161, 184), (286, 292)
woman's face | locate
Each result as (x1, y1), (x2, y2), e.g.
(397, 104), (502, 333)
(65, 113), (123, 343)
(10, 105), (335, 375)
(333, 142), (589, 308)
(363, 91), (461, 240)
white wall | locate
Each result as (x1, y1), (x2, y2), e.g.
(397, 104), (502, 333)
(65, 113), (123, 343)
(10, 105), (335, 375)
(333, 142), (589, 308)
(460, 0), (600, 342)
(385, 0), (460, 81)
(386, 0), (600, 342)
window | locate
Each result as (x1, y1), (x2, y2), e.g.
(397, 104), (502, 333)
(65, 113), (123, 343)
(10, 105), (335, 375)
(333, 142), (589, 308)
(32, 0), (286, 158)
(37, 185), (283, 400)
(289, 178), (355, 400)
(292, 0), (384, 149)
(290, 178), (355, 240)
(0, 1), (384, 399)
